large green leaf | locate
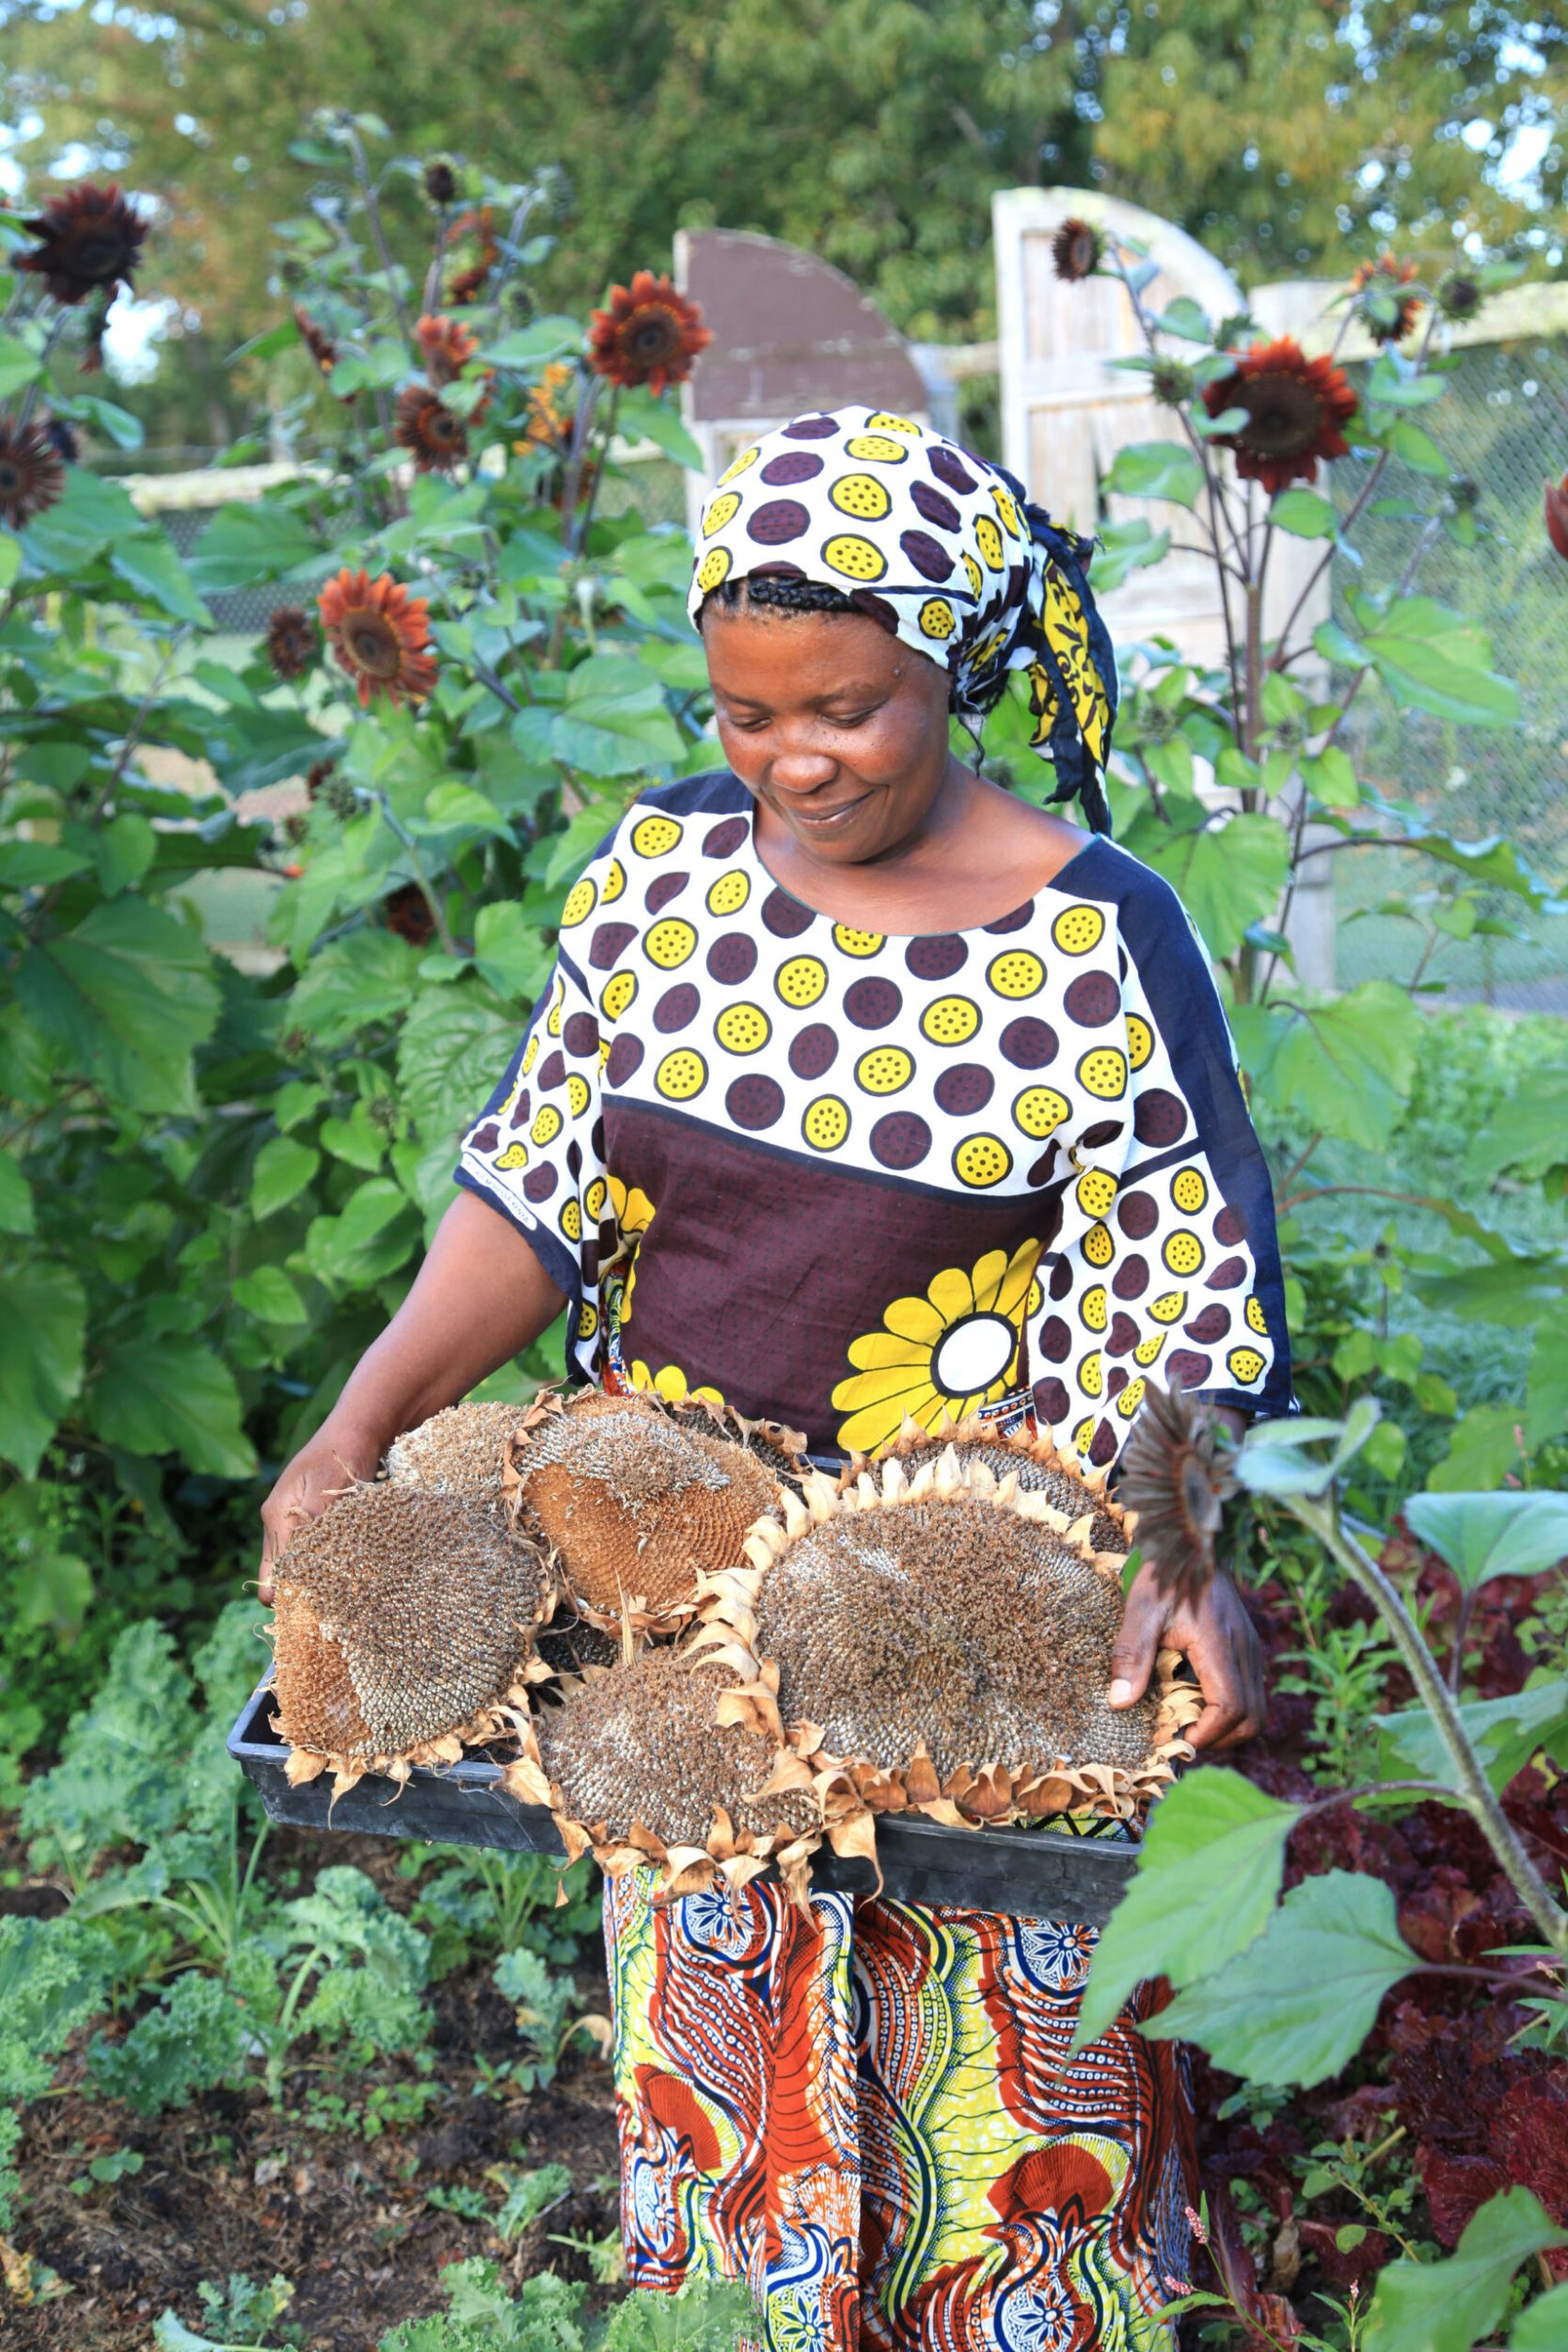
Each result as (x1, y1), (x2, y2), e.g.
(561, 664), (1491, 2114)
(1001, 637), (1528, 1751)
(186, 501), (321, 592)
(1362, 597), (1521, 728)
(1143, 1870), (1416, 2087)
(551, 655), (684, 776)
(291, 930), (419, 1046)
(1405, 1491), (1568, 1592)
(89, 1335), (257, 1479)
(1075, 1769), (1299, 2046)
(0, 1151), (35, 1236)
(250, 1135), (321, 1220)
(108, 535), (212, 628)
(1465, 1068), (1568, 1187)
(1412, 1249), (1565, 1329)
(0, 1262), (87, 1476)
(397, 981), (522, 1141)
(474, 902), (554, 1005)
(1231, 980), (1421, 1152)
(1103, 439), (1204, 509)
(1132, 811), (1290, 961)
(1528, 1309), (1568, 1449)
(305, 1178), (420, 1289)
(1512, 2284), (1568, 2350)
(231, 1266), (309, 1325)
(1374, 1677), (1568, 1796)
(19, 467), (144, 571)
(1364, 2189), (1567, 2352)
(17, 900), (222, 1115)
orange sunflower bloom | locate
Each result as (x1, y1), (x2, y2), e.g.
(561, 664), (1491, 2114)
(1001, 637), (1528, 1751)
(316, 568), (437, 709)
(1350, 253), (1422, 345)
(1201, 335), (1358, 495)
(415, 312), (481, 387)
(394, 384), (469, 474)
(21, 181), (148, 305)
(587, 270), (710, 396)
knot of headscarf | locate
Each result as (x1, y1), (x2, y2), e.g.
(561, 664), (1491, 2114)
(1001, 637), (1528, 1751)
(685, 403), (1118, 834)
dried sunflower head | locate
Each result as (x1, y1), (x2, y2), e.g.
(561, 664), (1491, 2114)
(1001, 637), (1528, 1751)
(1115, 1377), (1238, 1603)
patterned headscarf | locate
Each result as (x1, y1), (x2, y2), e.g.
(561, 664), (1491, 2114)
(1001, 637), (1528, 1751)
(687, 403), (1118, 834)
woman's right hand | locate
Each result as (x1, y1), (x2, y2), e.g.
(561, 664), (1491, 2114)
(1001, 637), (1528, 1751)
(257, 1417), (386, 1604)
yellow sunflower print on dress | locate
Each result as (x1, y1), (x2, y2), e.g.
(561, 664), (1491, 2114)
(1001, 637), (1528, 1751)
(604, 1173), (656, 1324)
(832, 1238), (1042, 1456)
(626, 1359), (725, 1409)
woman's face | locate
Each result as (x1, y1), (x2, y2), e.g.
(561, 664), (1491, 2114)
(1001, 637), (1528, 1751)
(702, 602), (956, 866)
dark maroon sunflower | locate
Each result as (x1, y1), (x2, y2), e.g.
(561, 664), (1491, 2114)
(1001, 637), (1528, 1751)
(0, 414), (67, 530)
(587, 270), (710, 396)
(20, 181), (148, 305)
(1116, 1378), (1238, 1605)
(394, 383), (469, 473)
(422, 157), (459, 207)
(304, 755), (340, 803)
(1201, 335), (1358, 494)
(264, 606), (315, 682)
(317, 567), (437, 708)
(1051, 216), (1102, 282)
(384, 882), (436, 947)
(1546, 474), (1568, 564)
(1436, 270), (1482, 324)
(1350, 253), (1422, 345)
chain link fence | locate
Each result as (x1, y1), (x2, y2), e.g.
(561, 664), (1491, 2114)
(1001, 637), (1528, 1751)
(1331, 336), (1568, 1008)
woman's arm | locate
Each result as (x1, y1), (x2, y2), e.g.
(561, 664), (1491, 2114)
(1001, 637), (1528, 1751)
(256, 1191), (564, 1598)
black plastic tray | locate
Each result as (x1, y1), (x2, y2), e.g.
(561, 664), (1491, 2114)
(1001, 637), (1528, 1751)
(228, 1682), (1139, 1924)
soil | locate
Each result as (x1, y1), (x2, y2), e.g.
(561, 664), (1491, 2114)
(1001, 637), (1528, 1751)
(5, 1832), (624, 2352)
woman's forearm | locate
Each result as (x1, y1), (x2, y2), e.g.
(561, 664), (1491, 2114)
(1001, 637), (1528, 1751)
(325, 1189), (567, 1447)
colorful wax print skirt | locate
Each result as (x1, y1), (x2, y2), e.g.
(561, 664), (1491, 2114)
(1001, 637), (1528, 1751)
(605, 1871), (1195, 2351)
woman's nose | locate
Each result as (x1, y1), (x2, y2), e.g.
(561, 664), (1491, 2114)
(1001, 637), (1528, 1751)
(768, 747), (839, 794)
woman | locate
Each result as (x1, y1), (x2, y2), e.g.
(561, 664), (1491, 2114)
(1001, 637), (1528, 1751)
(261, 405), (1291, 2350)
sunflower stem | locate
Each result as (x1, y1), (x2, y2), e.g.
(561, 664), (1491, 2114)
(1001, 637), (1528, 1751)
(568, 385), (617, 559)
(1288, 1492), (1568, 1955)
(370, 787), (458, 959)
(343, 119), (414, 348)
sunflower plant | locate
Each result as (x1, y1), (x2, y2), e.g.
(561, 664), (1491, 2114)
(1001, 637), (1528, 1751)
(0, 119), (714, 1705)
(1034, 216), (1567, 1499)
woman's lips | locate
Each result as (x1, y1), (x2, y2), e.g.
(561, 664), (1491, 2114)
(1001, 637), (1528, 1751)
(787, 792), (869, 832)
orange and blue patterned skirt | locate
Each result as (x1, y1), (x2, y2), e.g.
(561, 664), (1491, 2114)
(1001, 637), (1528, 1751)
(605, 1867), (1196, 2351)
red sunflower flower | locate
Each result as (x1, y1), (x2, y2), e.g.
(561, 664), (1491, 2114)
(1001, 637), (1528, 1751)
(0, 414), (67, 529)
(1202, 335), (1358, 494)
(415, 312), (479, 386)
(293, 303), (339, 379)
(264, 606), (315, 682)
(20, 181), (148, 305)
(1546, 474), (1568, 564)
(1350, 253), (1422, 345)
(384, 881), (437, 947)
(587, 270), (710, 396)
(394, 383), (469, 473)
(317, 568), (437, 709)
(444, 206), (499, 306)
(1052, 218), (1102, 282)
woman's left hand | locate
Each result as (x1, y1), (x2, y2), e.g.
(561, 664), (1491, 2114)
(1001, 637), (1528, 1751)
(1106, 1563), (1266, 1753)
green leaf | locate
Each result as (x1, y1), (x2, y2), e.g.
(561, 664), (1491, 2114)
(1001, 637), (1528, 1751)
(1411, 1249), (1564, 1329)
(1075, 1769), (1299, 2046)
(617, 385), (705, 470)
(480, 316), (582, 369)
(0, 329), (42, 398)
(94, 814), (158, 897)
(1427, 1406), (1524, 1494)
(396, 981), (519, 1141)
(1314, 618), (1370, 671)
(1363, 598), (1521, 727)
(1233, 980), (1420, 1152)
(1269, 488), (1337, 538)
(551, 654), (683, 776)
(186, 501), (320, 593)
(0, 1151), (35, 1235)
(319, 1101), (388, 1173)
(1132, 811), (1290, 961)
(108, 535), (212, 628)
(1512, 2283), (1568, 2350)
(1104, 439), (1204, 509)
(0, 1262), (87, 1476)
(17, 899), (222, 1115)
(413, 781), (515, 840)
(90, 1336), (257, 1478)
(1405, 1491), (1568, 1593)
(0, 840), (91, 889)
(1364, 2188), (1568, 2352)
(1374, 1677), (1568, 1796)
(1143, 1870), (1416, 2088)
(291, 930), (419, 1046)
(1465, 1068), (1568, 1188)
(1300, 746), (1359, 807)
(231, 1266), (309, 1324)
(20, 467), (144, 571)
(473, 902), (553, 1004)
(250, 1134), (321, 1220)
(1528, 1311), (1568, 1449)
(305, 1177), (419, 1289)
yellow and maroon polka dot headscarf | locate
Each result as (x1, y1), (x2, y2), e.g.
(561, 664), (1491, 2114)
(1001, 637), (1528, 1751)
(688, 403), (1118, 834)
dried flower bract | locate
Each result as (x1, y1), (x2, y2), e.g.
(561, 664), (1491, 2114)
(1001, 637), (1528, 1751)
(1115, 1377), (1237, 1604)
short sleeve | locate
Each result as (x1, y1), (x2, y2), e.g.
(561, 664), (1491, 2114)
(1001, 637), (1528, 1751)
(454, 937), (610, 1384)
(1023, 856), (1294, 1462)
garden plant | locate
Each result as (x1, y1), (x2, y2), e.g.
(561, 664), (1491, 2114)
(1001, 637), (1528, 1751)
(0, 113), (1565, 2351)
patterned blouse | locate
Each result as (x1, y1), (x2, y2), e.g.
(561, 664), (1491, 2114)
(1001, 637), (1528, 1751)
(456, 770), (1292, 1461)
